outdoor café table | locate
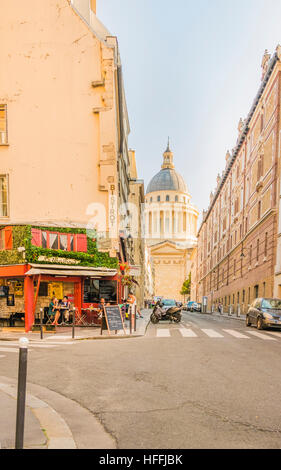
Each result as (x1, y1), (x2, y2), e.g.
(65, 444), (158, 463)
(57, 306), (70, 325)
(83, 308), (100, 326)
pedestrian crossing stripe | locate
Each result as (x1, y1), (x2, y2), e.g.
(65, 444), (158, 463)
(156, 329), (171, 338)
(150, 327), (281, 341)
(201, 329), (224, 338)
(179, 329), (197, 337)
(248, 331), (276, 341)
(223, 329), (249, 339)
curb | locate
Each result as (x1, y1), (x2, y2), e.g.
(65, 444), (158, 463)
(0, 376), (116, 449)
(0, 380), (76, 449)
(211, 313), (246, 322)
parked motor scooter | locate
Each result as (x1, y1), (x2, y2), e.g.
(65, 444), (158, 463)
(150, 301), (182, 324)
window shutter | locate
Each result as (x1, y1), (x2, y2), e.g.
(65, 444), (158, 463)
(31, 228), (41, 247)
(76, 234), (87, 252)
(4, 227), (13, 250)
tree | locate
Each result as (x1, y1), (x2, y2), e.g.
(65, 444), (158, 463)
(180, 273), (191, 301)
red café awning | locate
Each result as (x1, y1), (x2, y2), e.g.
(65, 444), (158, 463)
(25, 264), (118, 278)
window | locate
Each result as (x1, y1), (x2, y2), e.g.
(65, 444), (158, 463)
(59, 234), (68, 251)
(166, 195), (170, 202)
(150, 197), (152, 203)
(249, 245), (252, 265)
(0, 176), (8, 217)
(175, 196), (178, 202)
(39, 282), (48, 297)
(258, 201), (261, 220)
(0, 105), (7, 144)
(49, 233), (58, 250)
(234, 259), (236, 277)
(257, 239), (260, 262)
(257, 157), (264, 181)
(31, 229), (86, 252)
(157, 196), (160, 202)
(265, 232), (268, 257)
(254, 285), (259, 299)
(83, 279), (117, 303)
(42, 231), (47, 249)
(0, 230), (5, 250)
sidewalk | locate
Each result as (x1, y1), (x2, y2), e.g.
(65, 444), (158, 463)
(210, 311), (246, 322)
(0, 309), (151, 343)
(0, 376), (116, 449)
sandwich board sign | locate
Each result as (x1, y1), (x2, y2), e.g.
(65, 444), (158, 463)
(101, 305), (126, 335)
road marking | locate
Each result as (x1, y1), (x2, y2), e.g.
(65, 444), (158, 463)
(201, 329), (224, 338)
(264, 331), (281, 338)
(156, 329), (171, 338)
(179, 328), (198, 337)
(248, 331), (277, 341)
(223, 329), (250, 339)
(0, 347), (19, 353)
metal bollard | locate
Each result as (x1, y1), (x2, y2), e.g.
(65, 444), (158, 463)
(134, 305), (137, 332)
(15, 337), (29, 449)
(72, 308), (76, 339)
(40, 308), (43, 340)
(129, 306), (132, 335)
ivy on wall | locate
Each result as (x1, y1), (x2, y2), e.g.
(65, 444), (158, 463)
(0, 225), (118, 269)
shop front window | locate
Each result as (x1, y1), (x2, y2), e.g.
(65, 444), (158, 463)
(83, 279), (117, 303)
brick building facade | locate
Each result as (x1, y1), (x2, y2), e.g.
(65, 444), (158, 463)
(193, 46), (281, 314)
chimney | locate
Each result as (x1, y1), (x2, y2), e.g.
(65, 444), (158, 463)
(90, 0), (96, 14)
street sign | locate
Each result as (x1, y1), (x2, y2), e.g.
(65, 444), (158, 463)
(101, 305), (126, 336)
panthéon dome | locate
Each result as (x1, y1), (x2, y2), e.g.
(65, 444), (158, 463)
(146, 141), (189, 195)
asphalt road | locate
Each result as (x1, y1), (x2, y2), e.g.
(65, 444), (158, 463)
(1, 311), (281, 449)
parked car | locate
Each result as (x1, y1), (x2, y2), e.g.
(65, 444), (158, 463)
(246, 298), (281, 330)
(185, 301), (197, 311)
(191, 302), (202, 313)
(161, 299), (178, 312)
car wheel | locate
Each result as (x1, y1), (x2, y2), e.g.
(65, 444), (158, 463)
(246, 315), (251, 327)
(257, 317), (263, 330)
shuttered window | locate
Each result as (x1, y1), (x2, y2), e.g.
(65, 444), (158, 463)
(30, 229), (87, 253)
(0, 226), (13, 250)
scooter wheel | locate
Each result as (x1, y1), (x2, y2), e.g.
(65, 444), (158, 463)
(150, 314), (159, 324)
(173, 314), (181, 323)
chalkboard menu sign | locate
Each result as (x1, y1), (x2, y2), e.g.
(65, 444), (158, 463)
(101, 305), (126, 335)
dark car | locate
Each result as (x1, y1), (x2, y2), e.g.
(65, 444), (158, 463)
(246, 298), (281, 330)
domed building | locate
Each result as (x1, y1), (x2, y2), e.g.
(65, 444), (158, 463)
(145, 142), (198, 301)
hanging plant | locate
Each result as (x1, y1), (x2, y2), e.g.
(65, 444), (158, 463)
(118, 261), (130, 275)
(121, 275), (133, 288)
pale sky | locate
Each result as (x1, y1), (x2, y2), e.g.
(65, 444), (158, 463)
(98, 0), (281, 221)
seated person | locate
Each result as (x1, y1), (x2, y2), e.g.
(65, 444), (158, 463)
(49, 297), (60, 325)
(59, 296), (71, 323)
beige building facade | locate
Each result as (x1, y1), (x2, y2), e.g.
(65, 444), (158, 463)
(0, 0), (138, 331)
(193, 47), (281, 313)
(145, 143), (198, 301)
(0, 0), (132, 260)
